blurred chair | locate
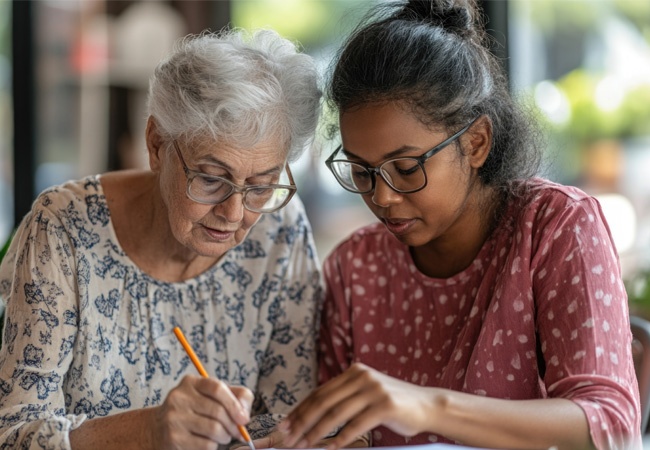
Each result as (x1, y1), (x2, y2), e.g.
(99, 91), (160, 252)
(630, 314), (650, 434)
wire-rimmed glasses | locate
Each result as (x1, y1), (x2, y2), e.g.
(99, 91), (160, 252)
(325, 118), (478, 194)
(173, 140), (296, 213)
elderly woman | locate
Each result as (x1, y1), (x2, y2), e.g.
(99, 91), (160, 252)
(0, 29), (322, 449)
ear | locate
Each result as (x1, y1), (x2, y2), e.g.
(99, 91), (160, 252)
(461, 115), (492, 169)
(146, 116), (166, 172)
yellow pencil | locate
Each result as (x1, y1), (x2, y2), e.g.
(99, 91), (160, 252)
(173, 326), (255, 450)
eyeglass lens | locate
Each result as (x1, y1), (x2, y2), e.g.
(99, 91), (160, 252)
(331, 158), (426, 193)
(188, 176), (293, 212)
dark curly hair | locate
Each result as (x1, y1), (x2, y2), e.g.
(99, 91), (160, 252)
(326, 0), (543, 197)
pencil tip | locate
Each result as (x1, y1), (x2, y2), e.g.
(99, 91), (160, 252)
(248, 441), (256, 450)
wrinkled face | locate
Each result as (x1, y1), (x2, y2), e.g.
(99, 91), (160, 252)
(156, 134), (288, 259)
(339, 102), (482, 248)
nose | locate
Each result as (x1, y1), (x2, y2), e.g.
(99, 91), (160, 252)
(214, 192), (245, 223)
(371, 175), (402, 207)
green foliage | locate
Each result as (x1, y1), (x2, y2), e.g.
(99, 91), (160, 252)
(231, 0), (376, 51)
(0, 230), (11, 265)
(530, 1), (599, 31)
(0, 1), (9, 59)
(615, 0), (650, 36)
(617, 85), (650, 137)
(550, 69), (650, 144)
(0, 230), (9, 345)
(626, 271), (650, 318)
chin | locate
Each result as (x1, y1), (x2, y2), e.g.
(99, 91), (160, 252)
(392, 231), (433, 249)
(184, 233), (237, 257)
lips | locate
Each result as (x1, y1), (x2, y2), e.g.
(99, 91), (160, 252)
(382, 218), (416, 235)
(202, 224), (237, 241)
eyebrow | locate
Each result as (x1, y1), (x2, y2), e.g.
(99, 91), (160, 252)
(341, 145), (422, 162)
(197, 154), (283, 177)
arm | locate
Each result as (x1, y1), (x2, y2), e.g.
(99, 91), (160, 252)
(69, 376), (253, 450)
(0, 207), (86, 449)
(284, 363), (592, 449)
(530, 196), (640, 449)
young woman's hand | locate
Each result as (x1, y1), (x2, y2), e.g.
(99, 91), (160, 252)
(278, 363), (435, 449)
(152, 375), (254, 449)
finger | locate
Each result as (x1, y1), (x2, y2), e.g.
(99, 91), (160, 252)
(285, 369), (360, 427)
(286, 363), (373, 428)
(283, 379), (357, 440)
(283, 369), (371, 446)
(296, 390), (376, 448)
(325, 410), (378, 450)
(197, 400), (245, 440)
(189, 414), (236, 445)
(195, 378), (250, 424)
(230, 385), (255, 415)
(167, 378), (243, 440)
(189, 383), (250, 440)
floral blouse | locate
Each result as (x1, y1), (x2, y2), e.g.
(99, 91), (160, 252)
(0, 175), (323, 449)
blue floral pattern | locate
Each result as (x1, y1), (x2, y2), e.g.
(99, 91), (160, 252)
(0, 175), (323, 449)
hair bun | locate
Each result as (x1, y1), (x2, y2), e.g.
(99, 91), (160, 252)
(398, 0), (476, 38)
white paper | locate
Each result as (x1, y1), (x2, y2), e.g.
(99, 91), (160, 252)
(269, 444), (497, 450)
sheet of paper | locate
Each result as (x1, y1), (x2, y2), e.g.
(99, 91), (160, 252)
(269, 445), (497, 450)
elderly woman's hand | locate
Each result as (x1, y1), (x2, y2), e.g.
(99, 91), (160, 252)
(152, 375), (254, 450)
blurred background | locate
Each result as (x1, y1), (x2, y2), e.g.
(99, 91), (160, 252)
(2, 0), (650, 308)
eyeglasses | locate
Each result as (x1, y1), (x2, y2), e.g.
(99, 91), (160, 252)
(325, 118), (478, 195)
(173, 140), (296, 213)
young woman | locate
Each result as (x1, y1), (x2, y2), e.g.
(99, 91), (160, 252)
(278, 1), (641, 449)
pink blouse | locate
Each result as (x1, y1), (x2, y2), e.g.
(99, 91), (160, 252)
(319, 178), (641, 449)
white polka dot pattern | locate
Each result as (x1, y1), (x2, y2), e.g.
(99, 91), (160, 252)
(318, 178), (640, 449)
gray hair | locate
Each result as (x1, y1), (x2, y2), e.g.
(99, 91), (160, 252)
(147, 28), (322, 162)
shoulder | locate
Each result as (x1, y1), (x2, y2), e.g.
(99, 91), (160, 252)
(511, 178), (603, 227)
(519, 177), (592, 205)
(0, 176), (105, 294)
(31, 175), (105, 220)
(506, 178), (615, 257)
(22, 175), (109, 248)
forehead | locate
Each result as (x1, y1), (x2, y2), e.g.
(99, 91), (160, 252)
(184, 135), (289, 174)
(339, 102), (440, 150)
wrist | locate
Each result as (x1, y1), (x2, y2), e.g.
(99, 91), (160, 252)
(426, 387), (449, 432)
(140, 406), (158, 450)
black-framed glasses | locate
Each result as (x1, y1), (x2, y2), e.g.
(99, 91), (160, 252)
(172, 140), (296, 213)
(325, 118), (478, 194)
